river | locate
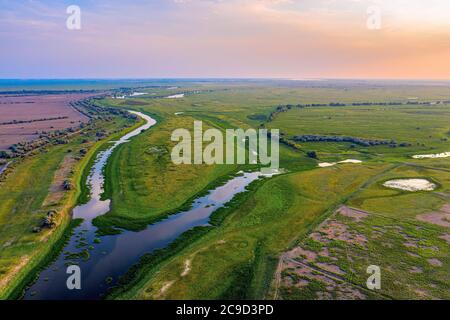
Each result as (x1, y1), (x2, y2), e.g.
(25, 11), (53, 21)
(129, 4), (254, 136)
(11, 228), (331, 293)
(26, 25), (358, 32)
(24, 111), (271, 300)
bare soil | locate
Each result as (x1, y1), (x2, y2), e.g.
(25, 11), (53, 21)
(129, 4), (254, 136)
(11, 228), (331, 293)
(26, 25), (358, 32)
(0, 93), (92, 150)
(279, 256), (367, 300)
(311, 220), (367, 247)
(337, 205), (369, 222)
(416, 204), (450, 228)
(42, 155), (76, 206)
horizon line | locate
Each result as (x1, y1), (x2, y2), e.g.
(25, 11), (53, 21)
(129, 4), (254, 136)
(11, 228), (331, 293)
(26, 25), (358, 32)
(1, 77), (450, 82)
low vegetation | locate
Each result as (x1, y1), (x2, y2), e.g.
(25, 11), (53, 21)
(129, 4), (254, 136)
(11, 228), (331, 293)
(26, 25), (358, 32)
(1, 82), (449, 300)
(0, 99), (137, 299)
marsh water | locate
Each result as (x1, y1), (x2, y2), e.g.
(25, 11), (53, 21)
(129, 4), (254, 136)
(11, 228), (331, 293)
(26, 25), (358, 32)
(24, 111), (267, 300)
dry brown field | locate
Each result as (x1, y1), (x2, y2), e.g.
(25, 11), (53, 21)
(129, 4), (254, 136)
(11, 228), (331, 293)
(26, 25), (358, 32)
(0, 93), (92, 150)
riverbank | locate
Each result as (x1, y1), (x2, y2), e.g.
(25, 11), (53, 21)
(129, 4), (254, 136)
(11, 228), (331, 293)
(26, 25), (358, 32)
(1, 114), (142, 299)
(112, 165), (387, 299)
(21, 111), (157, 299)
(105, 174), (271, 299)
(91, 110), (242, 232)
(0, 161), (11, 177)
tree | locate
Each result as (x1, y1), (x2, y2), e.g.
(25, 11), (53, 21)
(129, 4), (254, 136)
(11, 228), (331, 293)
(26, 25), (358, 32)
(307, 151), (318, 159)
(0, 150), (11, 159)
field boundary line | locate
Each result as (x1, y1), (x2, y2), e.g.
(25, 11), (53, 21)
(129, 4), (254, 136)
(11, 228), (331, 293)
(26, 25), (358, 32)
(403, 162), (450, 173)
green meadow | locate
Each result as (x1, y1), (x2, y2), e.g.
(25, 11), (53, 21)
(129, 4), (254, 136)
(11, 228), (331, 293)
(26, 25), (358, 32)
(111, 164), (388, 299)
(88, 83), (449, 299)
(0, 114), (135, 299)
(1, 81), (449, 299)
(268, 104), (450, 160)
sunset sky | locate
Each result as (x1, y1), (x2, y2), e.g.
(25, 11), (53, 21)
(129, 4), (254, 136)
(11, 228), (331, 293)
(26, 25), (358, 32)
(1, 0), (450, 79)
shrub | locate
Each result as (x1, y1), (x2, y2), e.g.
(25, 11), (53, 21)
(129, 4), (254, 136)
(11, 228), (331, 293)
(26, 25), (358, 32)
(307, 151), (318, 159)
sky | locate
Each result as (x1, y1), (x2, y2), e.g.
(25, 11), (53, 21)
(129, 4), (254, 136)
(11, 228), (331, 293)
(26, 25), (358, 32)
(1, 0), (450, 79)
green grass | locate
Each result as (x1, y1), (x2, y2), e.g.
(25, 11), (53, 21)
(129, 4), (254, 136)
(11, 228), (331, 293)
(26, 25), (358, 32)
(267, 104), (450, 161)
(3, 82), (449, 300)
(277, 162), (450, 300)
(91, 84), (449, 300)
(93, 113), (243, 231)
(110, 164), (386, 299)
(348, 164), (450, 219)
(94, 94), (316, 230)
(0, 116), (135, 299)
(284, 202), (450, 299)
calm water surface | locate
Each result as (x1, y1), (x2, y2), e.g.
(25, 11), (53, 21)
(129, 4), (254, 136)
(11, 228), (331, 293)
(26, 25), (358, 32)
(24, 112), (270, 300)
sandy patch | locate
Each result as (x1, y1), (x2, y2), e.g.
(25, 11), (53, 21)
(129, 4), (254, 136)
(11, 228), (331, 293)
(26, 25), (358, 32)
(409, 266), (423, 274)
(417, 213), (450, 228)
(383, 179), (436, 192)
(412, 152), (450, 159)
(403, 241), (418, 248)
(43, 155), (76, 206)
(130, 92), (147, 96)
(279, 261), (366, 300)
(287, 247), (317, 263)
(166, 94), (184, 99)
(318, 247), (331, 258)
(407, 252), (420, 258)
(159, 281), (175, 295)
(338, 159), (363, 164)
(318, 159), (362, 168)
(441, 204), (450, 213)
(413, 289), (430, 298)
(318, 162), (336, 167)
(337, 206), (369, 222)
(312, 220), (367, 247)
(416, 204), (450, 228)
(316, 263), (346, 275)
(181, 259), (191, 277)
(0, 256), (30, 290)
(439, 234), (450, 244)
(427, 258), (443, 267)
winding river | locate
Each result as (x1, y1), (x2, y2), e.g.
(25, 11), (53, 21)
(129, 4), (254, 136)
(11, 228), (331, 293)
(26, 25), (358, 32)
(24, 111), (269, 300)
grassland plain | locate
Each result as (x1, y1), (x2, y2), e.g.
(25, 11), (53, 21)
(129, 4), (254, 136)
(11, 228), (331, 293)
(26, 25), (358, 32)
(91, 88), (327, 231)
(348, 164), (450, 218)
(276, 163), (450, 300)
(84, 84), (450, 300)
(267, 104), (450, 161)
(93, 112), (241, 232)
(0, 113), (138, 299)
(265, 98), (450, 298)
(109, 164), (389, 299)
(3, 82), (448, 300)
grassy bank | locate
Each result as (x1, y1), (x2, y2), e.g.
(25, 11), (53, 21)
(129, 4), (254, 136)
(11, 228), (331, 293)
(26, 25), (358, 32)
(92, 111), (244, 231)
(78, 117), (145, 204)
(106, 175), (271, 299)
(80, 85), (450, 299)
(0, 116), (137, 299)
(109, 164), (386, 299)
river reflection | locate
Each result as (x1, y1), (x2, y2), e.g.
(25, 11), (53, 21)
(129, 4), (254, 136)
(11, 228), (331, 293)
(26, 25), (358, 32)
(24, 112), (272, 300)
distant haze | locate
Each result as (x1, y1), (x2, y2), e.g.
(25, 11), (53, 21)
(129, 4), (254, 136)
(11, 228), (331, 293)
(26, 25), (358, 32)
(1, 0), (450, 79)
